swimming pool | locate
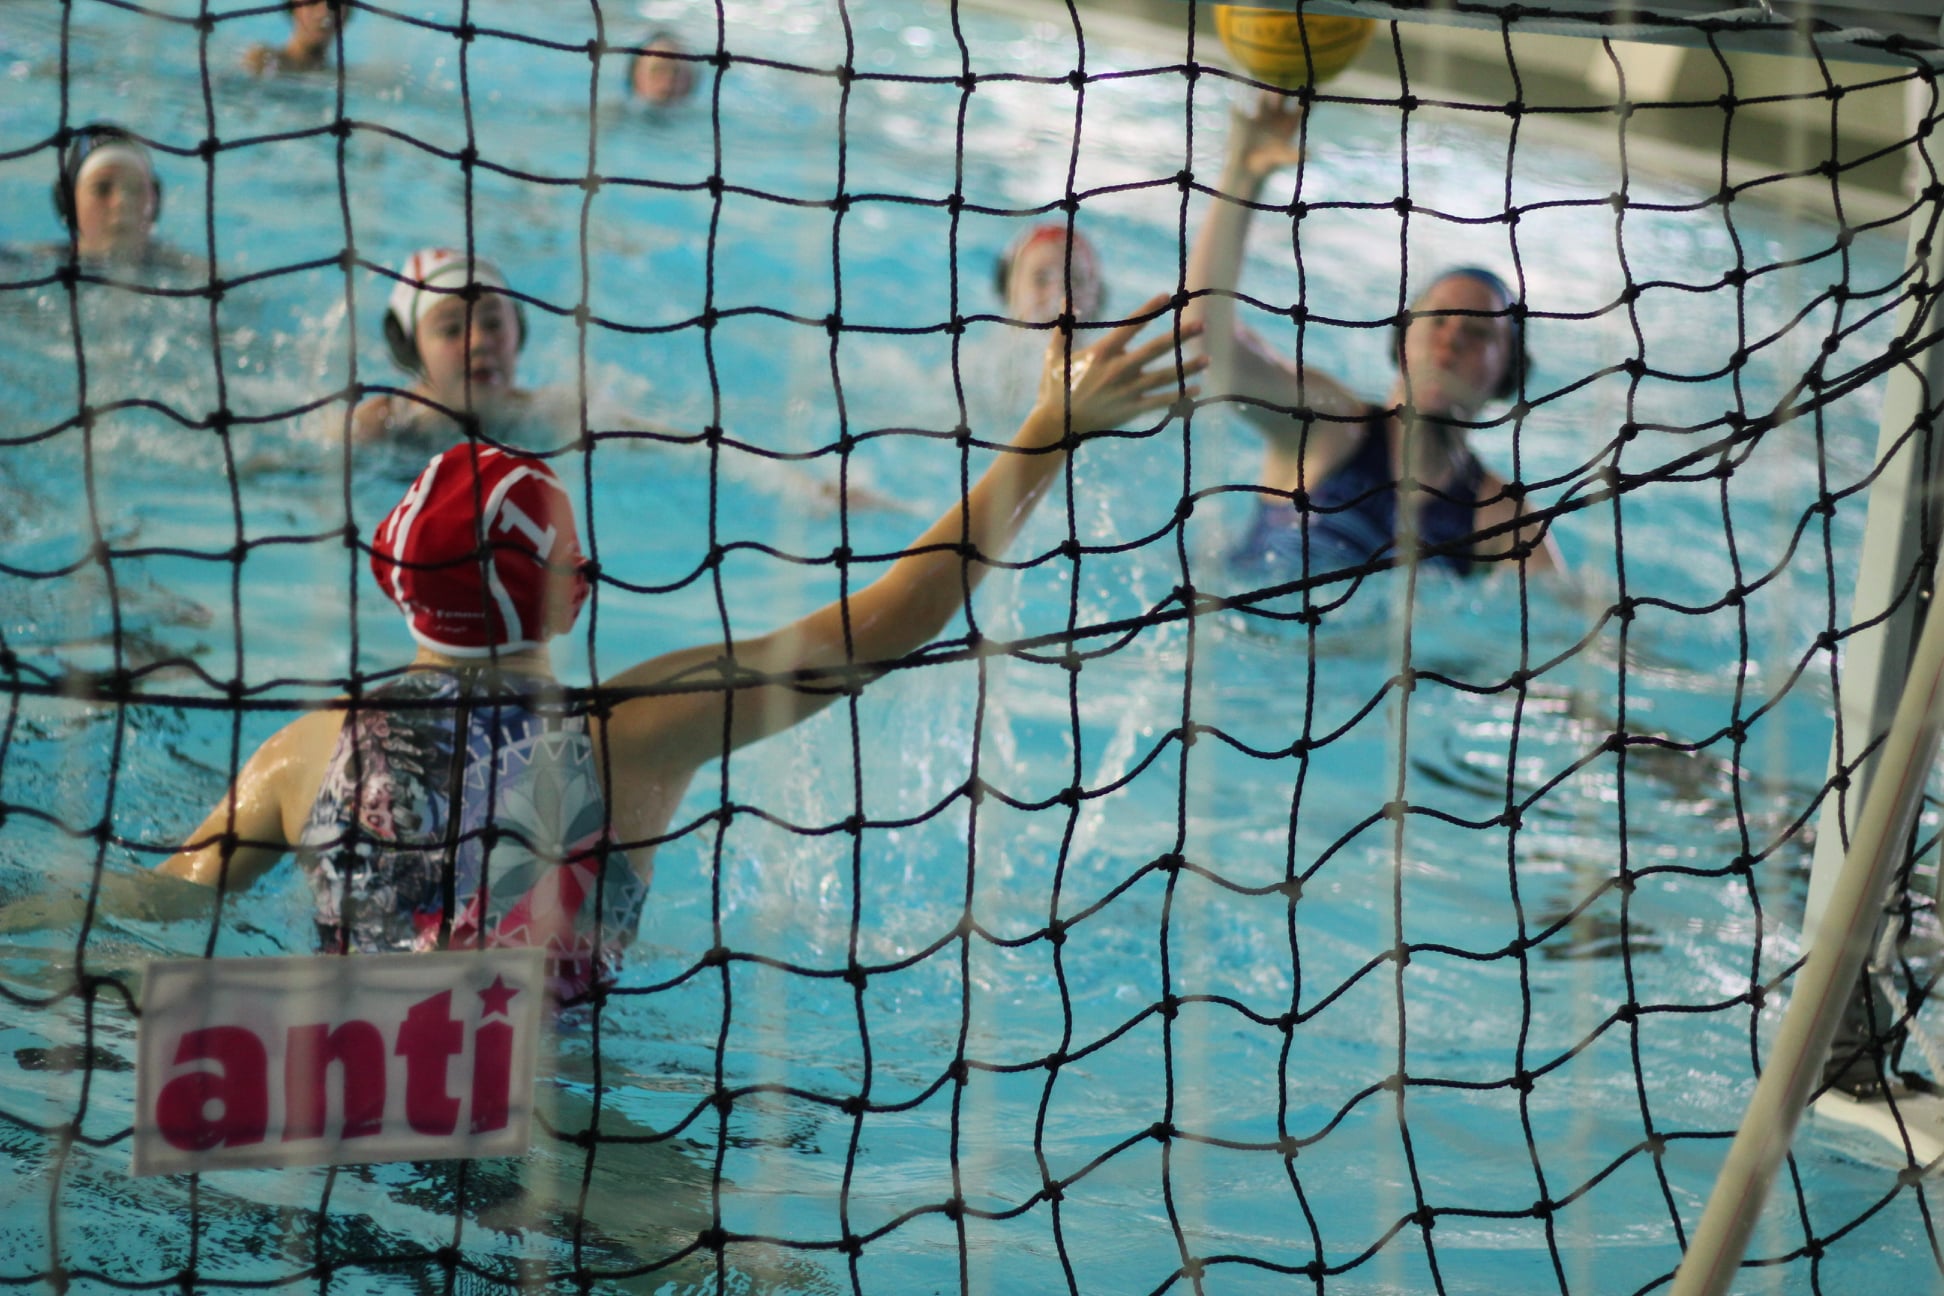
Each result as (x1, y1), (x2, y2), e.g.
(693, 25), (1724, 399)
(0, 0), (1932, 1292)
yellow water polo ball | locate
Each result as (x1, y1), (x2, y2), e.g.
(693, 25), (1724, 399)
(1213, 7), (1376, 89)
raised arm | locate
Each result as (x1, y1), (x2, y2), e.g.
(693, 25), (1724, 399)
(603, 296), (1203, 774)
(1185, 94), (1363, 453)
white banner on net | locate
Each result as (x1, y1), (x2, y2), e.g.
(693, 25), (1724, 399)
(132, 948), (546, 1177)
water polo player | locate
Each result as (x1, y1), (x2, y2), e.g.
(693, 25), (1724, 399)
(1185, 94), (1561, 577)
(628, 31), (698, 107)
(44, 124), (199, 274)
(149, 297), (1201, 1002)
(244, 0), (351, 76)
(995, 224), (1105, 325)
(353, 247), (580, 446)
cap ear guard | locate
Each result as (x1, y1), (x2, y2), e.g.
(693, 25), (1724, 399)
(383, 310), (421, 373)
(51, 125), (164, 230)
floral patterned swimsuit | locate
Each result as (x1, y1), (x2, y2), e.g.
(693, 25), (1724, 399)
(295, 668), (647, 1004)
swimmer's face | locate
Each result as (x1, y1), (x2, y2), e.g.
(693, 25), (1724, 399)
(631, 40), (696, 106)
(414, 293), (521, 405)
(289, 0), (342, 41)
(1007, 236), (1103, 324)
(1398, 274), (1515, 413)
(71, 159), (156, 258)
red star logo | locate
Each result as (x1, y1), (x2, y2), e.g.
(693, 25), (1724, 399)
(478, 975), (519, 1018)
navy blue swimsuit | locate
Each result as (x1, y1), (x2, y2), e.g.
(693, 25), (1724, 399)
(1229, 412), (1487, 577)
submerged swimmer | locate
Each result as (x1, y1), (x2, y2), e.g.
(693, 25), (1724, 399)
(1185, 95), (1561, 577)
(956, 224), (1109, 427)
(36, 124), (200, 276)
(627, 31), (698, 108)
(244, 0), (351, 76)
(995, 224), (1105, 325)
(57, 298), (1198, 1002)
(351, 247), (674, 449)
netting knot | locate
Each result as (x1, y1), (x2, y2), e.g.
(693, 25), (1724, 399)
(1181, 1258), (1206, 1281)
(1392, 943), (1411, 968)
(840, 813), (863, 835)
(1531, 1196), (1554, 1218)
(955, 72), (977, 92)
(942, 1196), (964, 1221)
(1614, 597), (1637, 624)
(1149, 1120), (1175, 1141)
(1174, 168), (1193, 194)
(844, 963), (867, 989)
(711, 1087), (734, 1113)
(1056, 785), (1080, 808)
(1042, 1179), (1065, 1203)
(1157, 852), (1184, 873)
(1616, 1001), (1639, 1023)
(840, 1233), (864, 1257)
(1746, 983), (1766, 1010)
(1277, 1135), (1301, 1159)
(701, 944), (730, 967)
(458, 145), (480, 173)
(456, 21), (477, 43)
(1646, 1133), (1667, 1158)
(840, 1093), (867, 1115)
(706, 173), (724, 197)
(1276, 878), (1303, 903)
(1398, 94), (1420, 114)
(1390, 195), (1411, 216)
(1618, 420), (1638, 443)
(950, 1058), (971, 1084)
(698, 1226), (728, 1252)
(1415, 1208), (1435, 1230)
(1046, 918), (1067, 947)
(55, 263), (79, 289)
(824, 312), (842, 337)
(1066, 70), (1085, 91)
(1512, 1069), (1535, 1093)
(1382, 799), (1408, 822)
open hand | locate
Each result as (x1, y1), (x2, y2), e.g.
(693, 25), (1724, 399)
(1028, 294), (1206, 444)
(1232, 90), (1306, 182)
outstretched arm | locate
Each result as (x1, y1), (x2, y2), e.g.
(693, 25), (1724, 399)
(1184, 93), (1363, 456)
(604, 296), (1204, 774)
(0, 710), (340, 932)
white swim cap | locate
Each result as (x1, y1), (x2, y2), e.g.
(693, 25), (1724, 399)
(73, 140), (155, 188)
(385, 247), (512, 345)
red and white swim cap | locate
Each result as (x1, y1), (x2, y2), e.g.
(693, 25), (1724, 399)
(370, 443), (589, 656)
(386, 247), (511, 346)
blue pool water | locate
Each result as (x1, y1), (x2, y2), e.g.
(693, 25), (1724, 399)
(0, 1), (1931, 1292)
